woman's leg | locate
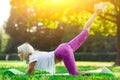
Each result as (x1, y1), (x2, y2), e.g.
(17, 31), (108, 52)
(68, 30), (89, 52)
(55, 43), (78, 75)
(54, 1), (106, 74)
(54, 30), (89, 75)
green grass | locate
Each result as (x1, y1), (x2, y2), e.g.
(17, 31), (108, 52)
(0, 60), (120, 80)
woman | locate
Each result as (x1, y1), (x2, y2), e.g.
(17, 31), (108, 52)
(17, 3), (107, 75)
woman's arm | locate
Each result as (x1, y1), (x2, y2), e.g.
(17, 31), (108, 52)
(26, 61), (36, 74)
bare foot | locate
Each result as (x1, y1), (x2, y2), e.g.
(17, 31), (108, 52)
(78, 71), (86, 75)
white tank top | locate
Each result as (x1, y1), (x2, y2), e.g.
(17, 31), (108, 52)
(29, 51), (55, 74)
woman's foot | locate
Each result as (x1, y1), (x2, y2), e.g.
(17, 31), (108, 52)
(94, 2), (110, 13)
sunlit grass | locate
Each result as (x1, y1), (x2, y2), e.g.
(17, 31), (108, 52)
(0, 61), (120, 80)
(57, 61), (114, 67)
(0, 61), (27, 68)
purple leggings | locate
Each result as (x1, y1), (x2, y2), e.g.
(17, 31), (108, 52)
(54, 30), (89, 75)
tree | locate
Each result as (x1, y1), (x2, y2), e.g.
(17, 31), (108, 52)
(5, 0), (65, 53)
(87, 0), (120, 66)
(5, 0), (120, 66)
(108, 0), (120, 66)
(5, 0), (93, 53)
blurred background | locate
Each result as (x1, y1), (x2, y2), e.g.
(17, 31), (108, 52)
(0, 0), (120, 66)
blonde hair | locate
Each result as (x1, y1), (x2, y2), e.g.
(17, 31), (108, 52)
(17, 43), (35, 64)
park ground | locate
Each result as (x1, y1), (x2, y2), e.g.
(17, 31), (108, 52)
(0, 61), (120, 80)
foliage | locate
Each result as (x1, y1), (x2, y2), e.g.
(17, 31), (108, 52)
(4, 0), (119, 56)
(80, 33), (117, 52)
(0, 27), (10, 53)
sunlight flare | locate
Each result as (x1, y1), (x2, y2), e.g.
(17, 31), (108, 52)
(0, 0), (11, 27)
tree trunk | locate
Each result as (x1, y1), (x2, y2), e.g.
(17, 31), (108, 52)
(115, 15), (120, 66)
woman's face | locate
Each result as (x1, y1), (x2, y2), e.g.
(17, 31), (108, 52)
(18, 51), (23, 60)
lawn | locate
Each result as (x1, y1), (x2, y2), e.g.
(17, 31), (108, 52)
(0, 61), (120, 80)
